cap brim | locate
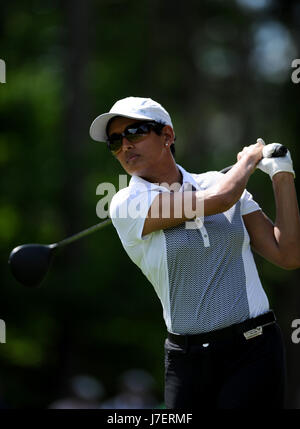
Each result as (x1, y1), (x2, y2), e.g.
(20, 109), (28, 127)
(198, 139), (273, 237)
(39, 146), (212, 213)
(89, 112), (154, 142)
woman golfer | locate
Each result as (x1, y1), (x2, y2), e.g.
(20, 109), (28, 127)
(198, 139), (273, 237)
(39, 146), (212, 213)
(90, 97), (300, 409)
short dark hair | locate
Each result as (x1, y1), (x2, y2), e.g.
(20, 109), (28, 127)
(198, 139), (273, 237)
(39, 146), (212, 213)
(150, 120), (176, 158)
(105, 116), (121, 138)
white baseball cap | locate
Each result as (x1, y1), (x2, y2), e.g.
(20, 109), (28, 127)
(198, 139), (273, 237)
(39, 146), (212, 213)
(89, 96), (173, 142)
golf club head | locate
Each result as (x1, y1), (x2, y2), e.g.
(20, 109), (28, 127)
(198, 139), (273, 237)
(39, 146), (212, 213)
(8, 244), (56, 288)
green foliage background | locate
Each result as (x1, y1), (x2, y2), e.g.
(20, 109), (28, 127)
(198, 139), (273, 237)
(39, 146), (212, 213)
(1, 0), (300, 408)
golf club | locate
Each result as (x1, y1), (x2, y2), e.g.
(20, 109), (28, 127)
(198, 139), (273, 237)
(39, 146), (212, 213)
(8, 144), (288, 288)
(8, 218), (112, 288)
(219, 143), (287, 174)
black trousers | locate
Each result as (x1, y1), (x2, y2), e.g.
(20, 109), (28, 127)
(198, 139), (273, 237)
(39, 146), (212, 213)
(164, 323), (287, 409)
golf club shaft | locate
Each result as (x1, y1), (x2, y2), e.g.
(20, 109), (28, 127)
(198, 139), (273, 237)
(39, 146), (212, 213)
(56, 218), (112, 249)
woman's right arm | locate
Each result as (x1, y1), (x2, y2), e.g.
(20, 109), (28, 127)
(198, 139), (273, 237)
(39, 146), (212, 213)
(142, 142), (264, 236)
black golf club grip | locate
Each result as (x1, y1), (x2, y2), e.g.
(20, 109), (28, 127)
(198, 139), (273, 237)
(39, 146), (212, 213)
(271, 145), (288, 157)
(220, 145), (288, 174)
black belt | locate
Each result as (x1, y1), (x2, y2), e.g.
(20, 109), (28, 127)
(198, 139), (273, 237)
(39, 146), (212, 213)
(167, 310), (276, 346)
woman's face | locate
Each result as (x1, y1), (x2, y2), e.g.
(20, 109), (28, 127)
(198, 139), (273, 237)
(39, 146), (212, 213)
(107, 116), (173, 179)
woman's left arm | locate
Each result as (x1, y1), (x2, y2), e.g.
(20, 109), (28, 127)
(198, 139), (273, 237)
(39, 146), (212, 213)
(243, 172), (300, 270)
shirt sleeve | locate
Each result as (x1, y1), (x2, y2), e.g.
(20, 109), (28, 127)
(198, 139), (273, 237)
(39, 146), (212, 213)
(240, 189), (262, 216)
(109, 186), (161, 246)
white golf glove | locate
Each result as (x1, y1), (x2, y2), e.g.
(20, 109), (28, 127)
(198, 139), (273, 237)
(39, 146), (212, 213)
(256, 138), (295, 180)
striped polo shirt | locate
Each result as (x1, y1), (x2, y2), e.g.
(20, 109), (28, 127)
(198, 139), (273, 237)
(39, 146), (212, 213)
(109, 164), (269, 335)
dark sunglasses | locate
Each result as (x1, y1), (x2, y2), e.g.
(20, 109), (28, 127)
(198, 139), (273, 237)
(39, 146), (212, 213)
(106, 121), (162, 154)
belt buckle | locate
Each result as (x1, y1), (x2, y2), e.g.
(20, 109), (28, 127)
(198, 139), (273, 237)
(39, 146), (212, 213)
(243, 326), (263, 340)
